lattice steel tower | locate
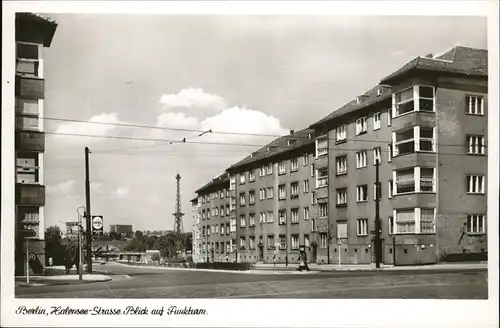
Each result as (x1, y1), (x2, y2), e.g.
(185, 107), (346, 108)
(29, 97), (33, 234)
(173, 173), (184, 235)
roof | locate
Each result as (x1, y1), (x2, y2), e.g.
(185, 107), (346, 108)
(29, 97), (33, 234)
(16, 13), (58, 47)
(23, 13), (58, 25)
(195, 172), (229, 194)
(310, 85), (392, 128)
(381, 46), (488, 84)
(228, 128), (314, 171)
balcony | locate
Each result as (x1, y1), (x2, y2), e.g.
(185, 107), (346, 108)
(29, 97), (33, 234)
(15, 76), (45, 99)
(392, 152), (436, 170)
(392, 192), (437, 209)
(315, 155), (328, 169)
(16, 184), (45, 206)
(15, 130), (45, 152)
(392, 111), (435, 131)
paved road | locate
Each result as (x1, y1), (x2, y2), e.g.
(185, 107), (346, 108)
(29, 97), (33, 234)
(16, 263), (488, 299)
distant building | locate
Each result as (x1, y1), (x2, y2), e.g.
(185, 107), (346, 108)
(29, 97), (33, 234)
(109, 224), (133, 238)
(14, 13), (58, 275)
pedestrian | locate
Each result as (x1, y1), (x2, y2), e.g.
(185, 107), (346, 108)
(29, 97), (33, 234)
(48, 257), (53, 267)
(273, 254), (276, 267)
(225, 255), (229, 263)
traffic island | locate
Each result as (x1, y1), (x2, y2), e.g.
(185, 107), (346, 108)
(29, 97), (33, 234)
(15, 274), (112, 287)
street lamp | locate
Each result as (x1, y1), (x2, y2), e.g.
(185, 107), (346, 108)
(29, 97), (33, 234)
(76, 206), (86, 281)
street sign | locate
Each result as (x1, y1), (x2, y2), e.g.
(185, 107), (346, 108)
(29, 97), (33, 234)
(29, 253), (36, 261)
(337, 239), (343, 245)
(92, 215), (104, 235)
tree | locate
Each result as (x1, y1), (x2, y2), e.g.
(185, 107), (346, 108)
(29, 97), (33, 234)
(109, 231), (120, 240)
(45, 226), (67, 265)
(135, 230), (144, 240)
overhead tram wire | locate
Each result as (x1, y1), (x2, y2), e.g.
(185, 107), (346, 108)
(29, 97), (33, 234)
(41, 116), (482, 149)
(43, 131), (483, 158)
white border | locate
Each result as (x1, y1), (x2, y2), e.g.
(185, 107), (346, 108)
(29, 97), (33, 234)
(2, 1), (499, 327)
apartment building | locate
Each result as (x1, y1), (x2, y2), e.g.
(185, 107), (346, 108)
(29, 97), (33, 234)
(226, 129), (325, 264)
(310, 46), (488, 265)
(14, 13), (58, 275)
(194, 173), (231, 263)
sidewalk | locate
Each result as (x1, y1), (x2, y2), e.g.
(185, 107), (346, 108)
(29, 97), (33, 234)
(15, 265), (112, 287)
(252, 261), (488, 272)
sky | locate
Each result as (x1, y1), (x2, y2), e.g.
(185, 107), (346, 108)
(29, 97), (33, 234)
(41, 14), (487, 233)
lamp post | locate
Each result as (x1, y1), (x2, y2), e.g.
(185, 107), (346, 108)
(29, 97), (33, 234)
(77, 206), (86, 281)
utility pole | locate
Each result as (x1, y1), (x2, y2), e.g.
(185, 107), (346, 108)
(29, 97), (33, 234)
(375, 159), (381, 269)
(85, 147), (92, 274)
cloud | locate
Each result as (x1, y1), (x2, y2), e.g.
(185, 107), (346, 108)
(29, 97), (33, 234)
(112, 186), (130, 199)
(159, 88), (226, 111)
(391, 49), (405, 57)
(55, 113), (121, 136)
(156, 112), (199, 129)
(47, 180), (76, 195)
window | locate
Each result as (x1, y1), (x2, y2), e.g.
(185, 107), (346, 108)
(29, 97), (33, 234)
(467, 135), (485, 155)
(303, 154), (309, 166)
(260, 212), (266, 224)
(466, 96), (484, 115)
(394, 87), (414, 116)
(388, 216), (394, 235)
(230, 218), (236, 232)
(278, 184), (287, 200)
(249, 170), (256, 182)
(226, 205), (230, 216)
(279, 235), (287, 250)
(278, 209), (287, 225)
(249, 190), (256, 205)
(221, 224), (225, 235)
(17, 43), (39, 59)
(316, 136), (328, 157)
(388, 144), (392, 162)
(267, 235), (275, 250)
(356, 151), (367, 168)
(395, 168), (415, 194)
(239, 173), (246, 184)
(311, 164), (315, 177)
(356, 185), (368, 202)
(16, 98), (38, 116)
(230, 176), (236, 190)
(226, 189), (230, 198)
(259, 188), (266, 200)
(357, 219), (368, 236)
(420, 127), (434, 152)
(266, 163), (273, 175)
(249, 236), (256, 250)
(304, 234), (310, 247)
(291, 158), (299, 172)
(17, 206), (39, 223)
(311, 219), (317, 232)
(215, 225), (219, 234)
(303, 180), (310, 193)
(226, 223), (230, 235)
(240, 237), (246, 250)
(316, 168), (328, 188)
(239, 193), (246, 206)
(240, 215), (246, 228)
(260, 166), (266, 177)
(388, 180), (393, 198)
(207, 226), (211, 236)
(16, 116), (39, 131)
(336, 125), (347, 142)
(278, 161), (287, 175)
(249, 213), (256, 227)
(419, 86), (434, 112)
(303, 207), (310, 220)
(336, 156), (347, 175)
(16, 59), (39, 77)
(356, 117), (368, 135)
(420, 209), (435, 233)
(319, 203), (328, 218)
(290, 182), (299, 198)
(16, 154), (39, 184)
(420, 168), (435, 192)
(467, 214), (485, 234)
(291, 208), (299, 224)
(291, 235), (299, 250)
(220, 189), (225, 199)
(226, 242), (231, 253)
(319, 233), (328, 249)
(267, 211), (274, 223)
(267, 187), (274, 199)
(373, 147), (381, 165)
(373, 113), (381, 130)
(395, 209), (415, 233)
(373, 182), (382, 200)
(387, 109), (392, 126)
(467, 175), (485, 194)
(336, 188), (347, 206)
(311, 191), (317, 205)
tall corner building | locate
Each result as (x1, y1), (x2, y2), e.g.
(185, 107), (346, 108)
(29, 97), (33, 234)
(310, 46), (488, 265)
(14, 13), (58, 275)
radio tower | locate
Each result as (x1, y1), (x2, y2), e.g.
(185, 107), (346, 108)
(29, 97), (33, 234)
(173, 173), (184, 258)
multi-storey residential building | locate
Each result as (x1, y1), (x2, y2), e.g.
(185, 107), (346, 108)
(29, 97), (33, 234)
(194, 173), (231, 263)
(190, 197), (202, 263)
(109, 224), (133, 238)
(310, 46), (488, 265)
(14, 13), (58, 275)
(226, 129), (323, 264)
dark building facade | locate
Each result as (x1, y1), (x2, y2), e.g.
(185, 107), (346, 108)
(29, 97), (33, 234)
(310, 46), (488, 265)
(14, 13), (58, 275)
(109, 225), (133, 238)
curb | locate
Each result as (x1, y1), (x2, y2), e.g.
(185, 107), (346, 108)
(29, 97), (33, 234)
(15, 278), (113, 287)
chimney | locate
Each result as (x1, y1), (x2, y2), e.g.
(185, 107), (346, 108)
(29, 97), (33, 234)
(290, 130), (294, 135)
(425, 53), (433, 58)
